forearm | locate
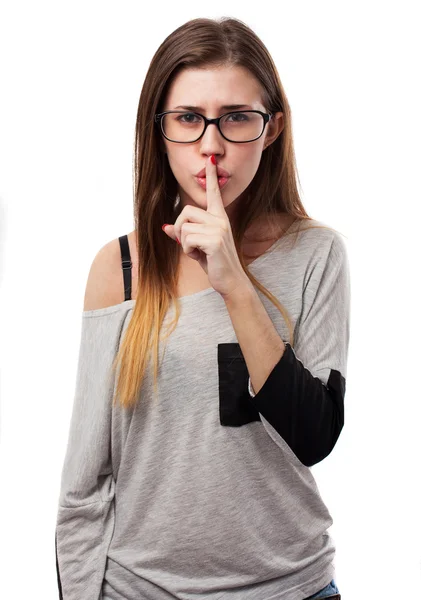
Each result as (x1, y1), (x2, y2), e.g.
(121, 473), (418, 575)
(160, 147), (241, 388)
(222, 281), (345, 468)
(222, 282), (286, 395)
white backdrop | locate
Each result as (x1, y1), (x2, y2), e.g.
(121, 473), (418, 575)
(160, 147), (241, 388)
(0, 1), (420, 598)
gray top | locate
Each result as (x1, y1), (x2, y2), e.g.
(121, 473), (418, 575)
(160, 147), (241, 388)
(55, 218), (351, 600)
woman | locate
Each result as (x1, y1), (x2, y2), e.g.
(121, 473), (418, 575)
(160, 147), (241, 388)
(55, 16), (348, 600)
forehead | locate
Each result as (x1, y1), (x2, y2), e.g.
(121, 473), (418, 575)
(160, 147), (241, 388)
(165, 66), (264, 110)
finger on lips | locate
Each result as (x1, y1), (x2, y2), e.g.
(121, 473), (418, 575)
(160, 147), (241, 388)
(162, 154), (217, 244)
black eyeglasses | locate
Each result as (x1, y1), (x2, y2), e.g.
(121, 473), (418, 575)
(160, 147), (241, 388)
(154, 110), (272, 144)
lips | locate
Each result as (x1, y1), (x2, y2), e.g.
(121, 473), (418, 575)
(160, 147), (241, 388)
(195, 166), (230, 178)
(195, 176), (229, 190)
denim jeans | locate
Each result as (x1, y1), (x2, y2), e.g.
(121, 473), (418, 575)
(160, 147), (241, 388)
(305, 578), (340, 599)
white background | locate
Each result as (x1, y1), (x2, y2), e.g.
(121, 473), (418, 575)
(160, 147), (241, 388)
(1, 1), (420, 598)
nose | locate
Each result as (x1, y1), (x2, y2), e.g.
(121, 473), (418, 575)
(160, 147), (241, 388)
(199, 121), (225, 154)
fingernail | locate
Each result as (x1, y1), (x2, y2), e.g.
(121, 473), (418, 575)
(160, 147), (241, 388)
(211, 154), (217, 165)
(176, 237), (181, 244)
(162, 224), (169, 231)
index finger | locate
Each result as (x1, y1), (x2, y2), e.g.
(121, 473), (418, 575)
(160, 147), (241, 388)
(206, 155), (225, 216)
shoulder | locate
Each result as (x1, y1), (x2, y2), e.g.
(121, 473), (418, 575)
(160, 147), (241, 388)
(295, 218), (348, 251)
(83, 231), (137, 312)
(296, 219), (350, 283)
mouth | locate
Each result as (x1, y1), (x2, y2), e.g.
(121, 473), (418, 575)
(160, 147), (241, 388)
(195, 167), (230, 178)
(195, 175), (230, 189)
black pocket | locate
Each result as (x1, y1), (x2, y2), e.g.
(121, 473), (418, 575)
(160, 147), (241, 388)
(217, 342), (261, 426)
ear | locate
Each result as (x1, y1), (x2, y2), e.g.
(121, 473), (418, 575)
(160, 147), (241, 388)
(264, 112), (284, 149)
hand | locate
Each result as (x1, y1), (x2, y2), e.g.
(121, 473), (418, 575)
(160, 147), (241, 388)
(162, 155), (252, 299)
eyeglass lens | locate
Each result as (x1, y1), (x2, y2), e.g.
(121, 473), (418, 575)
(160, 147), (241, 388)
(161, 111), (264, 143)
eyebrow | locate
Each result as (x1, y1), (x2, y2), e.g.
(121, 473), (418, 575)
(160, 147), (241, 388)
(174, 104), (254, 112)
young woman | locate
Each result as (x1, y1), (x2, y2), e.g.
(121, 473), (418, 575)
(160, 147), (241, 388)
(55, 17), (349, 600)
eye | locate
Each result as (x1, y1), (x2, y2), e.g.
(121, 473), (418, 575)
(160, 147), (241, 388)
(176, 112), (201, 123)
(225, 112), (249, 122)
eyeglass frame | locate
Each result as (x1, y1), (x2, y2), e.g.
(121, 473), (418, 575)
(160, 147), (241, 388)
(154, 109), (273, 144)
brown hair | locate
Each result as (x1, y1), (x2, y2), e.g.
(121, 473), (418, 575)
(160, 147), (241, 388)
(111, 16), (340, 409)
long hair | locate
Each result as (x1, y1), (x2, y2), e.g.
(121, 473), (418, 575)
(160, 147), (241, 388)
(111, 16), (339, 409)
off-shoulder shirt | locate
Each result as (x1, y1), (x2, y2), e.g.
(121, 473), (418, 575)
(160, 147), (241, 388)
(55, 218), (351, 600)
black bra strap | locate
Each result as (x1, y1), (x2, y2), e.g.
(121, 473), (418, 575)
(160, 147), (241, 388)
(118, 234), (132, 301)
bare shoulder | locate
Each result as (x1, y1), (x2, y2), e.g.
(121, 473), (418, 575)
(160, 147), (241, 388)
(83, 231), (138, 311)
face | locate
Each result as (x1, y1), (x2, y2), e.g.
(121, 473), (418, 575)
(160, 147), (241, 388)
(160, 66), (284, 223)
